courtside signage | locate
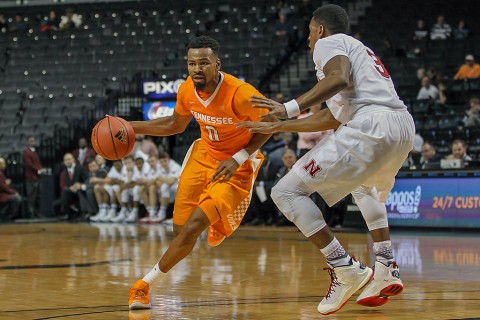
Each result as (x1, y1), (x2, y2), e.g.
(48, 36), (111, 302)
(142, 101), (176, 120)
(387, 177), (480, 228)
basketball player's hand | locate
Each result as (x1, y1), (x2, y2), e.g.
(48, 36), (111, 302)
(236, 121), (279, 134)
(250, 95), (288, 119)
(212, 158), (239, 182)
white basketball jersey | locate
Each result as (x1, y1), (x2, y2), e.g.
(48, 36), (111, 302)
(313, 34), (406, 123)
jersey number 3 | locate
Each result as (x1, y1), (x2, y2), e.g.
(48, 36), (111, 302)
(366, 49), (390, 78)
(206, 125), (220, 141)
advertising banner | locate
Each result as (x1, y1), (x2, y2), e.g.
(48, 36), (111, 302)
(386, 177), (480, 228)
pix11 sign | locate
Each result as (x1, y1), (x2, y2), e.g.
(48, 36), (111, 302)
(141, 79), (185, 99)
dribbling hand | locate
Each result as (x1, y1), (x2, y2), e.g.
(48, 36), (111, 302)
(211, 158), (239, 182)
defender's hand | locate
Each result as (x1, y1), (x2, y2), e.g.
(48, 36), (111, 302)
(236, 121), (280, 134)
(250, 95), (288, 119)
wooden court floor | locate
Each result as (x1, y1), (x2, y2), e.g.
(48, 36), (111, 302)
(0, 223), (479, 320)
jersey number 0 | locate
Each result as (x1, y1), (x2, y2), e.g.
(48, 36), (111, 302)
(206, 125), (220, 141)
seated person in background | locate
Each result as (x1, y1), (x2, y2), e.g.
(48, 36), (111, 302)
(245, 154), (282, 225)
(464, 97), (480, 127)
(268, 132), (296, 167)
(297, 105), (333, 157)
(95, 155), (110, 172)
(135, 157), (151, 178)
(454, 55), (480, 80)
(413, 18), (429, 41)
(154, 152), (181, 222)
(0, 157), (22, 221)
(430, 14), (451, 40)
(59, 8), (82, 29)
(59, 153), (89, 220)
(91, 159), (123, 222)
(446, 139), (473, 162)
(111, 156), (141, 223)
(403, 133), (424, 169)
(453, 20), (469, 39)
(420, 142), (441, 169)
(272, 148), (298, 226)
(79, 159), (108, 218)
(417, 76), (439, 100)
(138, 155), (162, 223)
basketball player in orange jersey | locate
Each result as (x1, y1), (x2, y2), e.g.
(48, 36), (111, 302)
(127, 36), (272, 310)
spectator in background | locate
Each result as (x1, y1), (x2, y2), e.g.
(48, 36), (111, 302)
(59, 153), (89, 220)
(40, 10), (61, 33)
(95, 154), (109, 172)
(416, 67), (426, 82)
(129, 134), (159, 161)
(77, 158), (108, 219)
(0, 14), (8, 33)
(430, 14), (451, 40)
(464, 97), (480, 127)
(9, 14), (28, 33)
(59, 8), (82, 30)
(297, 105), (333, 157)
(453, 20), (469, 39)
(420, 142), (441, 169)
(446, 139), (472, 162)
(268, 132), (295, 167)
(403, 133), (424, 169)
(295, 0), (314, 36)
(245, 153), (282, 226)
(22, 136), (43, 217)
(454, 54), (480, 80)
(413, 19), (429, 41)
(72, 137), (97, 169)
(272, 148), (298, 226)
(427, 67), (440, 84)
(0, 156), (22, 221)
(417, 76), (439, 100)
(274, 10), (296, 47)
(437, 81), (448, 105)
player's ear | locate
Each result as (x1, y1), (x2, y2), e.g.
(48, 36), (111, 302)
(216, 59), (221, 70)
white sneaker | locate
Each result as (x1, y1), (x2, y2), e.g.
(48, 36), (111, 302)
(111, 208), (127, 223)
(318, 257), (373, 315)
(356, 261), (403, 307)
(149, 211), (165, 223)
(139, 214), (151, 224)
(90, 208), (107, 222)
(102, 207), (117, 222)
(125, 210), (138, 223)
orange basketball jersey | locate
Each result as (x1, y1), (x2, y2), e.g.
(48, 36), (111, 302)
(175, 72), (267, 160)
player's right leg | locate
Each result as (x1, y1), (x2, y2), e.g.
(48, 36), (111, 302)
(352, 186), (403, 307)
(90, 185), (109, 221)
(129, 207), (211, 309)
(271, 171), (372, 315)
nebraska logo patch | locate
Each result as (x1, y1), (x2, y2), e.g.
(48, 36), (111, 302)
(114, 128), (127, 144)
(303, 159), (322, 177)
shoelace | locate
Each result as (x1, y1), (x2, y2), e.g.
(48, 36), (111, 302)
(323, 267), (341, 300)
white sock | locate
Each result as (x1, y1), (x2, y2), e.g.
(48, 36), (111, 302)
(142, 263), (166, 286)
(373, 240), (394, 266)
(110, 204), (117, 210)
(159, 207), (167, 215)
(100, 204), (108, 210)
(148, 207), (157, 215)
(320, 237), (351, 268)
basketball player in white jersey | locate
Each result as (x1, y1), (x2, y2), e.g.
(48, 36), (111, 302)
(237, 4), (414, 315)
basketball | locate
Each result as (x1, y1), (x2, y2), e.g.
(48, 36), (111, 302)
(91, 115), (135, 160)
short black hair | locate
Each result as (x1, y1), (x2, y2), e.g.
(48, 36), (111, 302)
(187, 36), (220, 56)
(312, 4), (349, 34)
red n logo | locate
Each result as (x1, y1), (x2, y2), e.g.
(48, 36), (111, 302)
(303, 159), (322, 177)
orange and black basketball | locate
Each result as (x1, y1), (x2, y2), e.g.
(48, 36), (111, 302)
(91, 115), (135, 160)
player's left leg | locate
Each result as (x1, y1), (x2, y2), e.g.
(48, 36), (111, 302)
(129, 207), (211, 309)
(352, 186), (403, 307)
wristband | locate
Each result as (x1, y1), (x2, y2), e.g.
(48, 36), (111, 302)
(232, 149), (249, 166)
(284, 99), (300, 118)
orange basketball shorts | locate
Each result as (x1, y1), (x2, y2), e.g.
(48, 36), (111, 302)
(173, 140), (264, 237)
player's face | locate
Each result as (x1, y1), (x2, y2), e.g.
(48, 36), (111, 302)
(187, 48), (220, 91)
(135, 158), (144, 170)
(308, 19), (323, 54)
(124, 158), (135, 170)
(88, 161), (99, 173)
(113, 161), (122, 171)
